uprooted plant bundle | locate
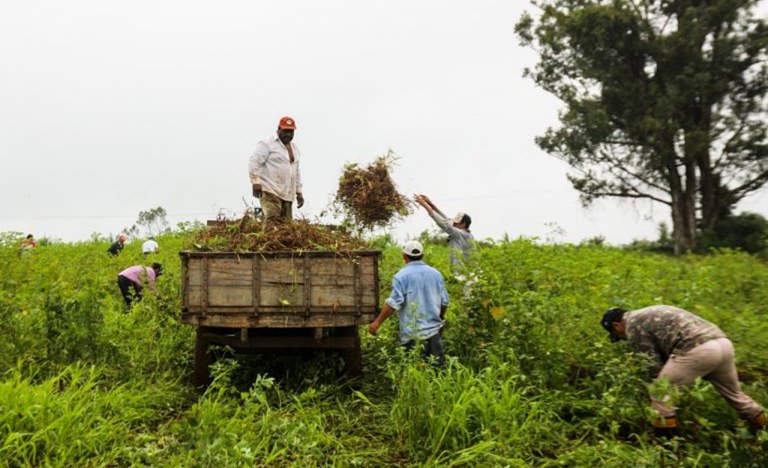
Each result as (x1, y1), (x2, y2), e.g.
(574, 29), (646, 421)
(189, 214), (370, 252)
(334, 152), (412, 231)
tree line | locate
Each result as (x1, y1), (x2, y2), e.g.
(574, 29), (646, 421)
(518, 0), (768, 253)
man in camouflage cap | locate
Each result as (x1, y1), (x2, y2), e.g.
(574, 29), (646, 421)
(602, 305), (765, 434)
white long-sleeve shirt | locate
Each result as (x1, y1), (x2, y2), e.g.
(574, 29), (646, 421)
(248, 133), (303, 202)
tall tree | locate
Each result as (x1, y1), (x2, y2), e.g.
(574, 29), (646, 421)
(126, 206), (170, 237)
(517, 0), (768, 253)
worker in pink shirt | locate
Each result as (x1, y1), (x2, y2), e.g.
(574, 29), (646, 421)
(117, 263), (163, 307)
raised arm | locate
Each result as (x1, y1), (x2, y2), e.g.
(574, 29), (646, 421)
(416, 194), (461, 236)
(415, 194), (447, 218)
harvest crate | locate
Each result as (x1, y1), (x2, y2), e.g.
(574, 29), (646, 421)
(179, 250), (381, 384)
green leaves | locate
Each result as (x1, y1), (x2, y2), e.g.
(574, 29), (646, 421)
(1, 235), (767, 465)
(518, 0), (768, 252)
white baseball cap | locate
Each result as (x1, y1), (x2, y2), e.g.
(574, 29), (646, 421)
(452, 212), (468, 224)
(402, 240), (424, 257)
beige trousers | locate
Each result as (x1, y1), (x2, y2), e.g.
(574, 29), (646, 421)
(260, 191), (293, 223)
(652, 338), (764, 420)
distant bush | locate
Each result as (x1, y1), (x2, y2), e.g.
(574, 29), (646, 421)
(698, 211), (768, 255)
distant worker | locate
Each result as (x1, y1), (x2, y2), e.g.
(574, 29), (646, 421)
(142, 236), (159, 255)
(248, 116), (304, 223)
(107, 234), (127, 256)
(20, 234), (37, 250)
(117, 263), (163, 308)
(414, 194), (473, 273)
(369, 240), (450, 367)
(601, 305), (765, 434)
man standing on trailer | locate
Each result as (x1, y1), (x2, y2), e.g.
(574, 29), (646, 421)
(601, 305), (765, 434)
(369, 240), (450, 366)
(248, 116), (304, 223)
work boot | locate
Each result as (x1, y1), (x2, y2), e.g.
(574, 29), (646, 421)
(653, 416), (678, 438)
(748, 412), (766, 433)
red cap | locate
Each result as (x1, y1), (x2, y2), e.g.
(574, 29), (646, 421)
(278, 116), (296, 129)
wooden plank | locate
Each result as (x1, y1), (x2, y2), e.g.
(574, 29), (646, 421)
(373, 255), (380, 307)
(184, 304), (378, 314)
(182, 313), (377, 328)
(185, 286), (376, 312)
(354, 259), (362, 316)
(309, 285), (375, 307)
(208, 286), (253, 307)
(200, 334), (359, 350)
(260, 258), (305, 284)
(308, 257), (355, 271)
(303, 256), (311, 315)
(180, 250), (381, 260)
(252, 255), (260, 314)
(259, 284), (304, 307)
(303, 273), (376, 288)
(188, 258), (204, 286)
(208, 258), (252, 286)
(201, 257), (209, 311)
(188, 290), (202, 307)
(180, 250), (381, 314)
(181, 255), (189, 309)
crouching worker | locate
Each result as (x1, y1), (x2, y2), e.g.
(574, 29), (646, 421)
(368, 240), (449, 367)
(601, 305), (765, 434)
(117, 263), (163, 308)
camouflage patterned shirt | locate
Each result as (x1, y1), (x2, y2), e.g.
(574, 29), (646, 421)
(625, 305), (727, 376)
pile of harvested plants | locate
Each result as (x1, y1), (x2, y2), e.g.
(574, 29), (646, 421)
(189, 215), (370, 252)
(334, 153), (411, 230)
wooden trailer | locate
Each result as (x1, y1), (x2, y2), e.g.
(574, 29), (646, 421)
(179, 250), (380, 384)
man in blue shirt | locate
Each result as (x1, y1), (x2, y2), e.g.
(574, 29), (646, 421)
(369, 240), (450, 366)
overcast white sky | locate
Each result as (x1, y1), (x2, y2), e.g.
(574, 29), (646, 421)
(2, 0), (767, 245)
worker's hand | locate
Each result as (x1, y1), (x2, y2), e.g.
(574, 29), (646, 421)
(368, 320), (381, 335)
(296, 192), (304, 208)
(414, 194), (429, 209)
(252, 184), (262, 198)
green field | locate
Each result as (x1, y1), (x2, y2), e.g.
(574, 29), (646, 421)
(1, 232), (766, 466)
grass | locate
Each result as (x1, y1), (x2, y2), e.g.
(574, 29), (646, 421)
(0, 231), (766, 466)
